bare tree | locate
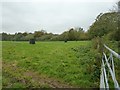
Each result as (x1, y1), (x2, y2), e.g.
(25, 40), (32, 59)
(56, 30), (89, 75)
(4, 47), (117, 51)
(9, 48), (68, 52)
(118, 1), (120, 12)
(109, 1), (120, 12)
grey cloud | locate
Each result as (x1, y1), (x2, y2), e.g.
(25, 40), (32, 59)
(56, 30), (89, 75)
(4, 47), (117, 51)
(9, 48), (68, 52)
(1, 1), (115, 34)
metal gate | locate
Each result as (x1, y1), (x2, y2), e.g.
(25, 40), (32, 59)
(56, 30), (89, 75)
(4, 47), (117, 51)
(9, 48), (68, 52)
(100, 44), (120, 89)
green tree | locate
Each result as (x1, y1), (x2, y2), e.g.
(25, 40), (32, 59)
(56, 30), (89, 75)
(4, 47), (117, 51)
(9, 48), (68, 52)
(24, 34), (34, 41)
(88, 12), (119, 40)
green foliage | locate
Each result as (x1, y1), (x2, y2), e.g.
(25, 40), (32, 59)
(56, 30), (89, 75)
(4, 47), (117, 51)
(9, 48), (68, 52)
(1, 27), (90, 41)
(58, 28), (89, 41)
(34, 30), (46, 39)
(88, 12), (119, 41)
(13, 33), (23, 41)
(24, 34), (34, 40)
(2, 33), (14, 41)
(91, 37), (105, 86)
(59, 31), (69, 41)
(92, 36), (104, 53)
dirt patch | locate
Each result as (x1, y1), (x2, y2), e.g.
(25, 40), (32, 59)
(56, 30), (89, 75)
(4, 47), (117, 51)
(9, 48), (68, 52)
(2, 61), (74, 88)
(24, 71), (73, 88)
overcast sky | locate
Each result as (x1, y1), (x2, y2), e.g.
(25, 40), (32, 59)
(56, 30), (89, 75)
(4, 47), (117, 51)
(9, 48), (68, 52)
(0, 0), (117, 34)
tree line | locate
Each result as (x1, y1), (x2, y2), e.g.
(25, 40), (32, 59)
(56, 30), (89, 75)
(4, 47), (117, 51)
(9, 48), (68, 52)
(1, 27), (90, 41)
(1, 11), (119, 41)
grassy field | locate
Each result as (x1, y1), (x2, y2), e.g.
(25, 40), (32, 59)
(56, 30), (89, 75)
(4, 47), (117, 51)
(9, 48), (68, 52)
(2, 41), (98, 88)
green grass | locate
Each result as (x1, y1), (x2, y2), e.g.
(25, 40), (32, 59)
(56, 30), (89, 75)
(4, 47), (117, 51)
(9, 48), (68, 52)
(2, 41), (97, 88)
